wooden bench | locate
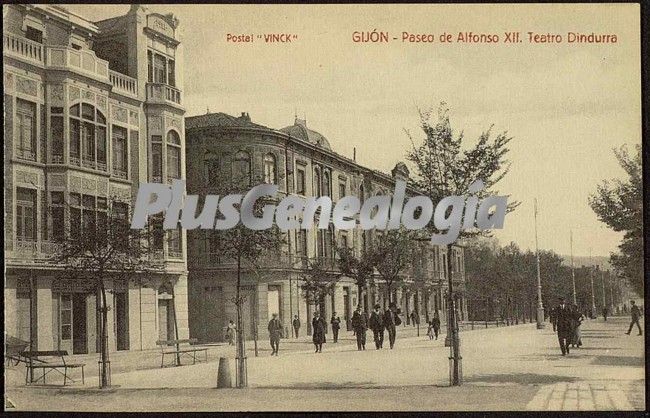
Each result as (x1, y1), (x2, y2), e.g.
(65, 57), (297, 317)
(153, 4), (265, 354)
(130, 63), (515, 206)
(155, 339), (208, 368)
(20, 350), (85, 386)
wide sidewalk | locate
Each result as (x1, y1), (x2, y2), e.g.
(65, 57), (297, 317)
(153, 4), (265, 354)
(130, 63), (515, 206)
(5, 316), (644, 411)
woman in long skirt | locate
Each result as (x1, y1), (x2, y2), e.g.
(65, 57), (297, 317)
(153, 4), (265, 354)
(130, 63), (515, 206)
(312, 311), (327, 353)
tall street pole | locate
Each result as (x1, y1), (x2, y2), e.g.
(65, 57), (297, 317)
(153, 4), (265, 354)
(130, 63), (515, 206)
(570, 230), (577, 305)
(534, 199), (545, 329)
(589, 249), (596, 318)
(601, 269), (606, 311)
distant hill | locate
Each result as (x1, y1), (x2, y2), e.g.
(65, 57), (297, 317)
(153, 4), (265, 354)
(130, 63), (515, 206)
(559, 255), (611, 271)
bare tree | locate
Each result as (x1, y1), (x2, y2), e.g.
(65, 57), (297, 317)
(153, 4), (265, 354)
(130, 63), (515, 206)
(406, 102), (518, 386)
(300, 257), (341, 314)
(336, 245), (374, 312)
(50, 196), (164, 388)
(367, 229), (416, 306)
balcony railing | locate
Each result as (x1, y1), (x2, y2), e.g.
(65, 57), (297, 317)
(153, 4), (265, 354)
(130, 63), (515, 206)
(69, 156), (80, 166)
(112, 168), (128, 180)
(50, 155), (64, 164)
(4, 32), (44, 65)
(47, 46), (109, 81)
(168, 249), (183, 259)
(15, 149), (36, 161)
(146, 82), (182, 106)
(82, 157), (96, 169)
(109, 70), (138, 97)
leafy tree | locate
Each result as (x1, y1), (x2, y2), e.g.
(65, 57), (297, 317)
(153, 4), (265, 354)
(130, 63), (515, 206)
(51, 196), (164, 388)
(336, 245), (375, 312)
(406, 102), (518, 385)
(589, 144), (643, 295)
(300, 257), (341, 316)
(367, 229), (416, 305)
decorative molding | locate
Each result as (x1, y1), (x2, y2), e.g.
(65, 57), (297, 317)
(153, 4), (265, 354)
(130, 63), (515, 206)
(69, 176), (82, 192)
(130, 110), (139, 126)
(15, 170), (40, 186)
(15, 76), (38, 97)
(50, 85), (64, 104)
(97, 95), (107, 111)
(112, 106), (128, 123)
(82, 177), (97, 193)
(69, 86), (80, 101)
(82, 89), (95, 102)
(149, 116), (163, 131)
(49, 174), (66, 188)
(4, 73), (14, 93)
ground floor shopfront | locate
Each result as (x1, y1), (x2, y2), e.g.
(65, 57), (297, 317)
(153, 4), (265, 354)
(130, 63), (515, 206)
(4, 269), (190, 354)
(188, 270), (468, 343)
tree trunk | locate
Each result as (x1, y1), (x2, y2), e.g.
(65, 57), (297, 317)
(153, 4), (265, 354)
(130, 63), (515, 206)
(235, 253), (247, 387)
(446, 243), (461, 386)
(99, 279), (110, 388)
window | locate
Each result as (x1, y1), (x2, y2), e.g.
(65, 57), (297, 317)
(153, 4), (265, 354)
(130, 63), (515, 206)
(167, 59), (176, 87)
(263, 153), (276, 184)
(232, 151), (251, 186)
(151, 135), (162, 182)
(69, 103), (106, 170)
(25, 27), (43, 43)
(314, 168), (321, 196)
(340, 233), (348, 249)
(168, 227), (182, 257)
(317, 230), (325, 258)
(153, 53), (167, 84)
(71, 43), (82, 51)
(69, 193), (81, 238)
(112, 126), (128, 178)
(151, 215), (164, 251)
(82, 194), (96, 242)
(339, 181), (346, 199)
(296, 230), (308, 258)
(50, 192), (65, 242)
(325, 225), (334, 258)
(16, 99), (36, 161)
(323, 171), (331, 197)
(50, 115), (64, 163)
(16, 188), (36, 241)
(60, 294), (72, 340)
(205, 157), (220, 186)
(147, 51), (153, 83)
(296, 167), (306, 195)
(166, 131), (181, 181)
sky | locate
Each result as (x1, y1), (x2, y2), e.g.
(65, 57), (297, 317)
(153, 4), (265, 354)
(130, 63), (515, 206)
(68, 4), (641, 258)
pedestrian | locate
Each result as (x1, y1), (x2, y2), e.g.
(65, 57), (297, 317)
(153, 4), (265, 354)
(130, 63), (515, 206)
(625, 300), (642, 336)
(570, 304), (584, 348)
(369, 304), (385, 349)
(549, 306), (557, 332)
(312, 311), (327, 353)
(623, 304), (628, 314)
(351, 305), (368, 350)
(602, 307), (608, 322)
(384, 302), (402, 349)
(292, 315), (301, 338)
(426, 320), (434, 340)
(330, 312), (341, 343)
(226, 320), (236, 346)
(555, 297), (572, 356)
(410, 310), (416, 327)
(432, 312), (441, 340)
(267, 313), (283, 356)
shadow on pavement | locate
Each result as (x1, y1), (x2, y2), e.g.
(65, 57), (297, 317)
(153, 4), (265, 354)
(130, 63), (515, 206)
(463, 373), (577, 385)
(590, 355), (645, 367)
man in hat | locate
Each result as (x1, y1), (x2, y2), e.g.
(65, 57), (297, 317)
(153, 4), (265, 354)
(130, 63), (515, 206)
(292, 315), (301, 338)
(385, 302), (402, 349)
(625, 300), (643, 336)
(267, 313), (283, 356)
(369, 304), (385, 349)
(555, 297), (572, 355)
(351, 305), (368, 350)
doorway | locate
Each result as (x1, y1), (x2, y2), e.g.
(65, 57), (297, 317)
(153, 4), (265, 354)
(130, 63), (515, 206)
(72, 293), (87, 354)
(158, 299), (174, 341)
(343, 287), (351, 330)
(114, 292), (129, 351)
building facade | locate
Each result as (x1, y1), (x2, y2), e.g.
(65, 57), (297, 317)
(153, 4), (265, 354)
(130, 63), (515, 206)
(4, 4), (188, 354)
(185, 113), (468, 342)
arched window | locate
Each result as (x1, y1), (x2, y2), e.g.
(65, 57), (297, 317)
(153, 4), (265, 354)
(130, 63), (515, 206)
(166, 130), (181, 181)
(69, 103), (106, 170)
(263, 153), (277, 184)
(314, 168), (322, 196)
(232, 151), (251, 186)
(323, 171), (331, 197)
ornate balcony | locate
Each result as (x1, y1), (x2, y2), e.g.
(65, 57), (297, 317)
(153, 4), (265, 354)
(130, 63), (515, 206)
(70, 156), (81, 166)
(50, 155), (64, 164)
(15, 149), (36, 162)
(109, 70), (138, 98)
(112, 168), (128, 180)
(146, 82), (182, 106)
(3, 32), (44, 65)
(168, 249), (183, 259)
(46, 46), (109, 82)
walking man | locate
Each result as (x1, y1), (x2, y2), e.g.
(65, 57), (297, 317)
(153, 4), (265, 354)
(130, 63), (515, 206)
(385, 302), (401, 349)
(330, 312), (341, 343)
(602, 307), (608, 322)
(351, 305), (368, 350)
(625, 300), (642, 335)
(555, 297), (572, 355)
(292, 315), (301, 338)
(432, 312), (441, 340)
(268, 313), (283, 356)
(369, 304), (385, 349)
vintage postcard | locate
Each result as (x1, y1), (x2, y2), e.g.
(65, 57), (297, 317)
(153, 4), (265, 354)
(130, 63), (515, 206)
(3, 3), (644, 413)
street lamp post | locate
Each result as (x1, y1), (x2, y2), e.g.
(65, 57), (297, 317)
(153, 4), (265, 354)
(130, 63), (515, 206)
(570, 230), (577, 305)
(534, 199), (545, 329)
(589, 249), (596, 318)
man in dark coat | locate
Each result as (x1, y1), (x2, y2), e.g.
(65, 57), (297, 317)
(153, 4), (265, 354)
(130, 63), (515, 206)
(626, 300), (642, 335)
(385, 302), (401, 349)
(312, 311), (327, 353)
(555, 297), (572, 355)
(351, 305), (368, 350)
(267, 313), (283, 356)
(431, 313), (441, 340)
(292, 315), (301, 338)
(330, 312), (341, 343)
(369, 304), (385, 349)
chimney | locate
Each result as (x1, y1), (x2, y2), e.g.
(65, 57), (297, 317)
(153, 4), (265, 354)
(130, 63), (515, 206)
(353, 147), (356, 162)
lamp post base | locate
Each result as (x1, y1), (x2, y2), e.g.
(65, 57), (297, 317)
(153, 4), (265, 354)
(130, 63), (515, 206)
(536, 306), (545, 329)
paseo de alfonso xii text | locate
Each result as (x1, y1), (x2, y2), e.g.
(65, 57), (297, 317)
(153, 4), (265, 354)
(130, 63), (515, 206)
(130, 179), (507, 245)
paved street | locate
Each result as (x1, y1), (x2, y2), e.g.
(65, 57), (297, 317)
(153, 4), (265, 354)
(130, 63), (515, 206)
(5, 316), (644, 411)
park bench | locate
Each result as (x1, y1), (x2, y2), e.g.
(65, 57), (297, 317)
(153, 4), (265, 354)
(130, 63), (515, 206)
(20, 350), (85, 386)
(155, 338), (208, 368)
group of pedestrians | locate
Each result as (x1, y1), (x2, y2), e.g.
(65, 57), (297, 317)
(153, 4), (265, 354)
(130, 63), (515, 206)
(350, 303), (403, 350)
